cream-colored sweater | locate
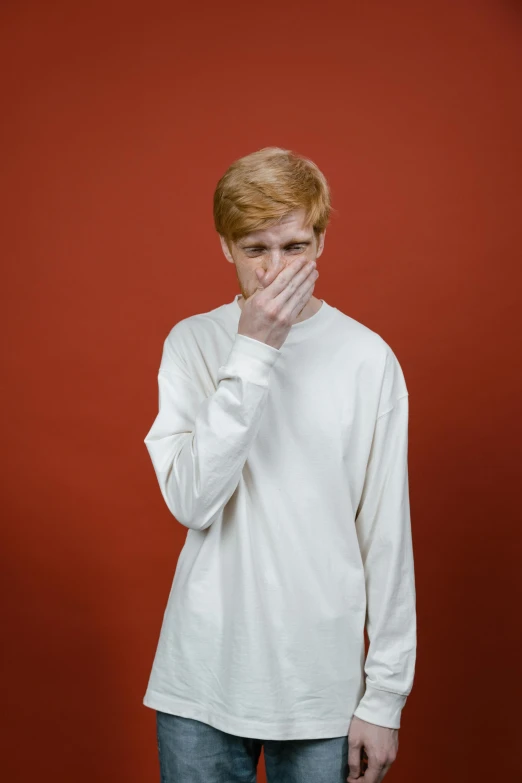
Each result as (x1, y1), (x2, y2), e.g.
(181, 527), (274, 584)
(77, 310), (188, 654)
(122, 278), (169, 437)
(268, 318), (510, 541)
(142, 293), (416, 740)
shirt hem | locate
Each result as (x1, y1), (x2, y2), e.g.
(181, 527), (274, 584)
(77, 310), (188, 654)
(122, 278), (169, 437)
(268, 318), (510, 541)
(143, 689), (352, 741)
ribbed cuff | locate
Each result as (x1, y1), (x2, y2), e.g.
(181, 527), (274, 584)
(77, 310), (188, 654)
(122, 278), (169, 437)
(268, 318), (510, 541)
(352, 685), (408, 729)
(219, 333), (281, 387)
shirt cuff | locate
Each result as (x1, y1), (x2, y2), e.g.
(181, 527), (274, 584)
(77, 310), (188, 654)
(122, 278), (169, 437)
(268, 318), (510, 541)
(352, 685), (408, 729)
(219, 333), (281, 387)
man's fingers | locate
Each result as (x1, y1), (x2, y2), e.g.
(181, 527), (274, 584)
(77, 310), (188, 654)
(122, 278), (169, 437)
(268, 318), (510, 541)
(360, 753), (386, 783)
(347, 743), (361, 779)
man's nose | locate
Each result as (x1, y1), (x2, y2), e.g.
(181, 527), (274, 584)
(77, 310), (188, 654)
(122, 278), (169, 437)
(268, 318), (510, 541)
(265, 250), (285, 270)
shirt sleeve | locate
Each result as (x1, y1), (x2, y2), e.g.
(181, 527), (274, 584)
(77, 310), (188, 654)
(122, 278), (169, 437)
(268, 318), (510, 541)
(352, 349), (417, 729)
(144, 328), (281, 530)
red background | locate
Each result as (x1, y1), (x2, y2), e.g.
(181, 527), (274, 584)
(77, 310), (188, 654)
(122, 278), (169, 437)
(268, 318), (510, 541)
(2, 1), (521, 781)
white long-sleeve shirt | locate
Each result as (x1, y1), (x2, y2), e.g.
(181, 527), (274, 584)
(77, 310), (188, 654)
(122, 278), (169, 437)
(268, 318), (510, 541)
(142, 293), (416, 740)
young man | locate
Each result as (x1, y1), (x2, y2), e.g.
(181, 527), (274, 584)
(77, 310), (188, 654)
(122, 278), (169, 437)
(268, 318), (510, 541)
(142, 147), (417, 783)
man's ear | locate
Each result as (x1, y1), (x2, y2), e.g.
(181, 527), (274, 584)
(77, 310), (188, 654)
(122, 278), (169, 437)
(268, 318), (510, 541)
(219, 234), (234, 264)
(316, 229), (326, 258)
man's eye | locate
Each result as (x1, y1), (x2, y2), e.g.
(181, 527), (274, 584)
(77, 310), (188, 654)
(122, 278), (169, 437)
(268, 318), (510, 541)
(247, 245), (304, 253)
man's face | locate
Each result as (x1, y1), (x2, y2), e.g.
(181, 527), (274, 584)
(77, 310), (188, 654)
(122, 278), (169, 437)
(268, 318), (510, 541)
(219, 207), (325, 303)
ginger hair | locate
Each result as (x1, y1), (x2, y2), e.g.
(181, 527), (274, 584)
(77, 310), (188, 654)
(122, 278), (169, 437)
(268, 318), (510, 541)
(213, 146), (333, 249)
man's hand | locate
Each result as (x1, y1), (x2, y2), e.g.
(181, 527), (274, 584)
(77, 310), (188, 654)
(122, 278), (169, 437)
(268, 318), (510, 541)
(237, 255), (318, 350)
(347, 716), (398, 783)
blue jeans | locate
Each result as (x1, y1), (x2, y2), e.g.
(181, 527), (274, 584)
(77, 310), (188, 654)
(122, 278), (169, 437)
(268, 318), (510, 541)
(156, 711), (349, 783)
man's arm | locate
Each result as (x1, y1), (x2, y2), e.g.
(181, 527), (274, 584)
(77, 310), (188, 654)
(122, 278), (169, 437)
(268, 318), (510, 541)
(144, 324), (281, 530)
(352, 390), (417, 730)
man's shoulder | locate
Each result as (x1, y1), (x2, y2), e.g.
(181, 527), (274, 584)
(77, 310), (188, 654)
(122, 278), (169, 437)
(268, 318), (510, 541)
(166, 299), (233, 339)
(160, 299), (235, 368)
(332, 306), (390, 361)
(331, 306), (408, 398)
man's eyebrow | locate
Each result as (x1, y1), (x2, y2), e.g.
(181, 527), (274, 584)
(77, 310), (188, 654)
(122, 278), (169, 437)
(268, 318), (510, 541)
(240, 237), (313, 248)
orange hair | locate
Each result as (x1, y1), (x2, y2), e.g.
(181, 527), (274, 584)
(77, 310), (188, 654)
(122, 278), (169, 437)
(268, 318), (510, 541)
(213, 147), (333, 248)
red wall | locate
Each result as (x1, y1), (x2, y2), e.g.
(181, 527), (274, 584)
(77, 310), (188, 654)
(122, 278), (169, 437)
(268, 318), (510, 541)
(2, 1), (520, 780)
